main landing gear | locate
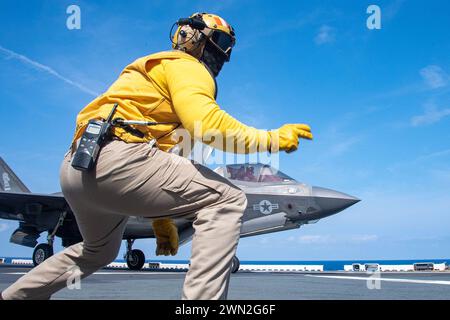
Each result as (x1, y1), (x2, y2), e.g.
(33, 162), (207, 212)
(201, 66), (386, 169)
(32, 211), (67, 267)
(231, 255), (240, 273)
(124, 239), (146, 270)
(32, 243), (53, 266)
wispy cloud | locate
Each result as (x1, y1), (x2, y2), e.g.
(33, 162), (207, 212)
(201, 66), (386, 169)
(298, 235), (332, 244)
(415, 149), (450, 162)
(420, 65), (449, 89)
(202, 0), (238, 13)
(329, 136), (362, 156)
(314, 25), (335, 45)
(387, 147), (450, 179)
(0, 45), (98, 97)
(429, 168), (450, 182)
(411, 102), (450, 126)
(319, 117), (364, 156)
(289, 234), (378, 245)
(351, 234), (378, 243)
(0, 223), (9, 233)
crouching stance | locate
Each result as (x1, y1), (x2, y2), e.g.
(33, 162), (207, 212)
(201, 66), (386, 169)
(1, 12), (312, 300)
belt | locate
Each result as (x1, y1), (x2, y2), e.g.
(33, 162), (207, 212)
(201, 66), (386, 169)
(70, 136), (157, 156)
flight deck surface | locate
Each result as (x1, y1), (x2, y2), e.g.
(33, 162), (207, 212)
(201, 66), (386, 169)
(1, 266), (449, 300)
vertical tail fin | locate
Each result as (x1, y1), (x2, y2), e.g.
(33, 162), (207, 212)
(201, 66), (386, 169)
(0, 157), (31, 193)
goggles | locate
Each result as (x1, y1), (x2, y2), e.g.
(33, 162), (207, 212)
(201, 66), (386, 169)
(207, 30), (235, 61)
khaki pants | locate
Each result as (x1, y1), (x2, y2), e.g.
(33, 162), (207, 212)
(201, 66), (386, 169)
(2, 140), (247, 300)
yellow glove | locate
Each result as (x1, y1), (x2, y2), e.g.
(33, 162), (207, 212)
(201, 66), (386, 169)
(269, 124), (313, 153)
(152, 219), (179, 256)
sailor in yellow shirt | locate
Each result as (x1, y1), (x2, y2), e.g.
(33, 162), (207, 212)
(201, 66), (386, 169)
(1, 13), (312, 300)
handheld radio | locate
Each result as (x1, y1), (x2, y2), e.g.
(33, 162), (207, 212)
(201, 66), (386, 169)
(71, 103), (119, 172)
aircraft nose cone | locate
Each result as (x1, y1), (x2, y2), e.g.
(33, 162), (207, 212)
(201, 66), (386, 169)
(311, 186), (360, 217)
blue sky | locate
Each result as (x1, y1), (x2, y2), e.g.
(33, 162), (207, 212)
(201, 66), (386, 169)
(0, 0), (449, 261)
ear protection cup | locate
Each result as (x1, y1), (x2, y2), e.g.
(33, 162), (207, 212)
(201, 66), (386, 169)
(172, 24), (205, 53)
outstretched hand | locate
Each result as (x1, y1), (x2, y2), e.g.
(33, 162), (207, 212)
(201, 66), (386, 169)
(269, 124), (313, 153)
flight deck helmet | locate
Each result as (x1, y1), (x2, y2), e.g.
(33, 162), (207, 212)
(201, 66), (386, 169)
(171, 12), (236, 77)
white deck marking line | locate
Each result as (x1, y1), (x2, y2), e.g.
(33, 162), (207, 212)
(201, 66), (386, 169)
(5, 272), (182, 275)
(93, 272), (182, 275)
(305, 274), (450, 286)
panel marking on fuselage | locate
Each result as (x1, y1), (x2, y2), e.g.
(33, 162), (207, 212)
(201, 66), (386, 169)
(2, 173), (11, 191)
(253, 200), (279, 215)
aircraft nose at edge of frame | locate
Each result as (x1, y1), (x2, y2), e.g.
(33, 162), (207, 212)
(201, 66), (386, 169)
(311, 186), (360, 213)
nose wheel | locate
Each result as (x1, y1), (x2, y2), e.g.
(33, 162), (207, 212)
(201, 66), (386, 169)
(125, 239), (146, 270)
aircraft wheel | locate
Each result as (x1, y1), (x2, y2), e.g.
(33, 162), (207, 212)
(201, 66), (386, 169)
(231, 256), (240, 273)
(33, 243), (54, 266)
(126, 249), (145, 270)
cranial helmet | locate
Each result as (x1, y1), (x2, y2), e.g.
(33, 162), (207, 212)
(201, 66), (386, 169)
(171, 13), (236, 77)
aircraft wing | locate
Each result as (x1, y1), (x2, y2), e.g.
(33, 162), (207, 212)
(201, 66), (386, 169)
(0, 191), (67, 221)
(0, 156), (67, 221)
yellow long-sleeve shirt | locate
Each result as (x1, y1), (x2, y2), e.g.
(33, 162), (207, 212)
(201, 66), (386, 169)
(72, 50), (270, 153)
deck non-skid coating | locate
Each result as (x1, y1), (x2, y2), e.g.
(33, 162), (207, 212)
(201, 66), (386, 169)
(0, 267), (449, 300)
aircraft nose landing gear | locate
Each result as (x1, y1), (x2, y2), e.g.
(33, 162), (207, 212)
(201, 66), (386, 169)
(124, 239), (146, 270)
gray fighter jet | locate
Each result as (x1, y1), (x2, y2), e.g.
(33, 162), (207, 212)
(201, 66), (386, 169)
(0, 157), (359, 272)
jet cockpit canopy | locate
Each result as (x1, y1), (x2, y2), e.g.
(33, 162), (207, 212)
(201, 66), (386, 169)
(214, 163), (296, 183)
